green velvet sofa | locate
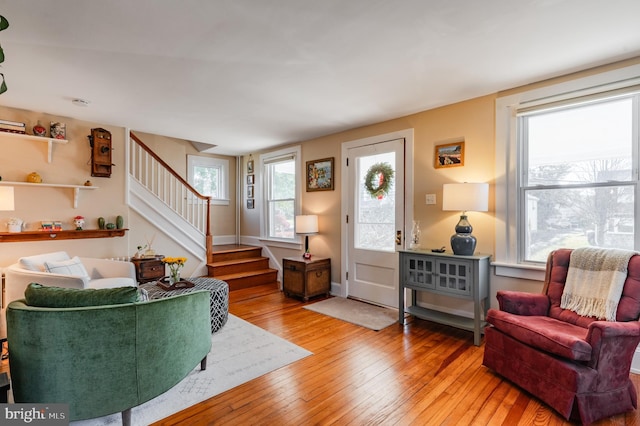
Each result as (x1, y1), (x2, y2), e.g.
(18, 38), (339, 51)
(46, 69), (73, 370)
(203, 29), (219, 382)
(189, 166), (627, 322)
(7, 288), (212, 425)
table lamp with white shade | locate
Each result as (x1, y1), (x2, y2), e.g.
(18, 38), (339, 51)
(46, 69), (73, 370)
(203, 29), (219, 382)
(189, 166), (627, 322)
(0, 186), (14, 211)
(295, 214), (318, 259)
(442, 182), (488, 256)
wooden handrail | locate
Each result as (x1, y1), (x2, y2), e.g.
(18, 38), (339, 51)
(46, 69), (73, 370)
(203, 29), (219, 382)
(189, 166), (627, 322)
(129, 131), (212, 238)
(130, 132), (209, 201)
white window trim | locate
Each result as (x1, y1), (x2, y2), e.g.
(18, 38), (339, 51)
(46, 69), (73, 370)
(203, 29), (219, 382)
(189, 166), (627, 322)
(258, 145), (302, 249)
(495, 63), (640, 280)
(187, 155), (230, 205)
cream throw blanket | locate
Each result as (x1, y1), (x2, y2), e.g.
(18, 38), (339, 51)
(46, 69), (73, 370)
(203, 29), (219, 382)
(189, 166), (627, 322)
(561, 247), (636, 321)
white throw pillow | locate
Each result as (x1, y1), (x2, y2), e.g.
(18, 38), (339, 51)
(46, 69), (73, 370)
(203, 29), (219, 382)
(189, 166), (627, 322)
(20, 251), (71, 271)
(44, 256), (90, 279)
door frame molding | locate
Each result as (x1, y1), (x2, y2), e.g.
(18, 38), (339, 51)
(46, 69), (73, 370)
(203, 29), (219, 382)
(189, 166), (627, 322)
(339, 128), (415, 298)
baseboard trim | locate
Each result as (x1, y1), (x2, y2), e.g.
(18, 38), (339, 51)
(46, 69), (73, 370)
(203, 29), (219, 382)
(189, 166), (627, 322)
(212, 235), (238, 245)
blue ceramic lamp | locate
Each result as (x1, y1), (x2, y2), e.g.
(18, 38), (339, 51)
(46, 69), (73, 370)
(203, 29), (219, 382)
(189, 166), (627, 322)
(442, 183), (488, 256)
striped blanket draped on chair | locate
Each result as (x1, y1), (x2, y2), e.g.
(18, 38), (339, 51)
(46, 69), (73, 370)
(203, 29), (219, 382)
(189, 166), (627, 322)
(561, 247), (637, 321)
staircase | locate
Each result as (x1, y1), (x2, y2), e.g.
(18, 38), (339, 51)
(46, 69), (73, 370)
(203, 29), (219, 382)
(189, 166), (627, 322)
(208, 245), (278, 291)
(129, 132), (211, 274)
(129, 133), (274, 287)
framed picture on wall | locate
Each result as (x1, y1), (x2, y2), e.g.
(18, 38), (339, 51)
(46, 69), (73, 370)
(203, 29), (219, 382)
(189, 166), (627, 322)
(434, 141), (465, 169)
(247, 199), (255, 209)
(306, 157), (334, 191)
(247, 185), (254, 199)
(247, 174), (254, 185)
(247, 159), (254, 174)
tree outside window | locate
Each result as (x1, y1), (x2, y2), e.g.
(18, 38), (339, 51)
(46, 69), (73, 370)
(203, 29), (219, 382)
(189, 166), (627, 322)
(193, 165), (220, 198)
(520, 95), (635, 262)
(187, 155), (229, 205)
(261, 147), (300, 241)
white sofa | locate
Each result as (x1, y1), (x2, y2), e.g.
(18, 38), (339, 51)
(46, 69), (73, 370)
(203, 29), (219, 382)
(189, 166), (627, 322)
(4, 251), (137, 306)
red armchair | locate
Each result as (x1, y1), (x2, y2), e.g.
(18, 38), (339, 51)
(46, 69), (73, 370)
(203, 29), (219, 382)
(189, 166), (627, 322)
(483, 248), (640, 424)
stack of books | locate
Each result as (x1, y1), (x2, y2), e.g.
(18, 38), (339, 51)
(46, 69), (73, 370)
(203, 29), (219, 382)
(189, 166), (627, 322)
(41, 221), (64, 231)
(0, 119), (26, 134)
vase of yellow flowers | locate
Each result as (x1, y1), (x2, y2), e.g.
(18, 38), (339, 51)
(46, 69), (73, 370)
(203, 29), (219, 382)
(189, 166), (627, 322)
(163, 257), (187, 285)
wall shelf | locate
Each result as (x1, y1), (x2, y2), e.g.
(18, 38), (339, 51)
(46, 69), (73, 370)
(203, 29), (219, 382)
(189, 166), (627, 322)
(0, 131), (69, 163)
(0, 228), (127, 243)
(0, 181), (98, 209)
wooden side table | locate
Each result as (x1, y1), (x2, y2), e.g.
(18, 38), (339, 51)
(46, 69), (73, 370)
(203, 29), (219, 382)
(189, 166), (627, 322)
(131, 256), (165, 283)
(283, 257), (331, 301)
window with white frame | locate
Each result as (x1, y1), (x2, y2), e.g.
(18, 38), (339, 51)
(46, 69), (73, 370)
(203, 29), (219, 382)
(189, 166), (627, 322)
(187, 155), (229, 205)
(495, 63), (640, 278)
(260, 146), (300, 241)
(519, 94), (636, 262)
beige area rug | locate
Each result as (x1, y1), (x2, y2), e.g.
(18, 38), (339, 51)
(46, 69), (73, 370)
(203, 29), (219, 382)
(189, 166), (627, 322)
(304, 297), (398, 331)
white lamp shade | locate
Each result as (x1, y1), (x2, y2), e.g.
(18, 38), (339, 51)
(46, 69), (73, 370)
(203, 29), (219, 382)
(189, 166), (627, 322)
(0, 186), (15, 211)
(295, 215), (318, 234)
(442, 183), (488, 212)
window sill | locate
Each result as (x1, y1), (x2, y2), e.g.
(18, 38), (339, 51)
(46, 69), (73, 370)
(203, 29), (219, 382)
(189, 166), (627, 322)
(492, 261), (546, 281)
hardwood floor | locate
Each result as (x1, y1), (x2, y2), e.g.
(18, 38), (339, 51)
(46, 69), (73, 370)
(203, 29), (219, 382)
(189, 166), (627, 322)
(2, 284), (637, 425)
(148, 284), (640, 426)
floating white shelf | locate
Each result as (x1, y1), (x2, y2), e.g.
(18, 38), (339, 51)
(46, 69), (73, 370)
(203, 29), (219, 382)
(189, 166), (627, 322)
(0, 131), (69, 163)
(0, 181), (98, 209)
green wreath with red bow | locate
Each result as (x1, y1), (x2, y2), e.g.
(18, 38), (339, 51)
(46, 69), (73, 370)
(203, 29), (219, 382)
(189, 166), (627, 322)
(364, 162), (394, 199)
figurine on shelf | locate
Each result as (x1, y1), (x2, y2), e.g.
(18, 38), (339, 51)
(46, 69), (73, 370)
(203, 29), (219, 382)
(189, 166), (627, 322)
(73, 215), (85, 230)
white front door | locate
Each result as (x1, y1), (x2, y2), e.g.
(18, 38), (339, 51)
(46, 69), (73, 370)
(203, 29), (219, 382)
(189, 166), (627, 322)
(346, 138), (405, 308)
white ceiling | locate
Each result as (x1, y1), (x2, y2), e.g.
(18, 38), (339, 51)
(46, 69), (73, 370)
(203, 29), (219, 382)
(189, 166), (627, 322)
(1, 0), (639, 155)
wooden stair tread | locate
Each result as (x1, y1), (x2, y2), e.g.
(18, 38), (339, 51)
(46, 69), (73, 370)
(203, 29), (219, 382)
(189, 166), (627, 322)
(211, 245), (264, 263)
(209, 257), (267, 267)
(211, 244), (261, 255)
(214, 268), (277, 280)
